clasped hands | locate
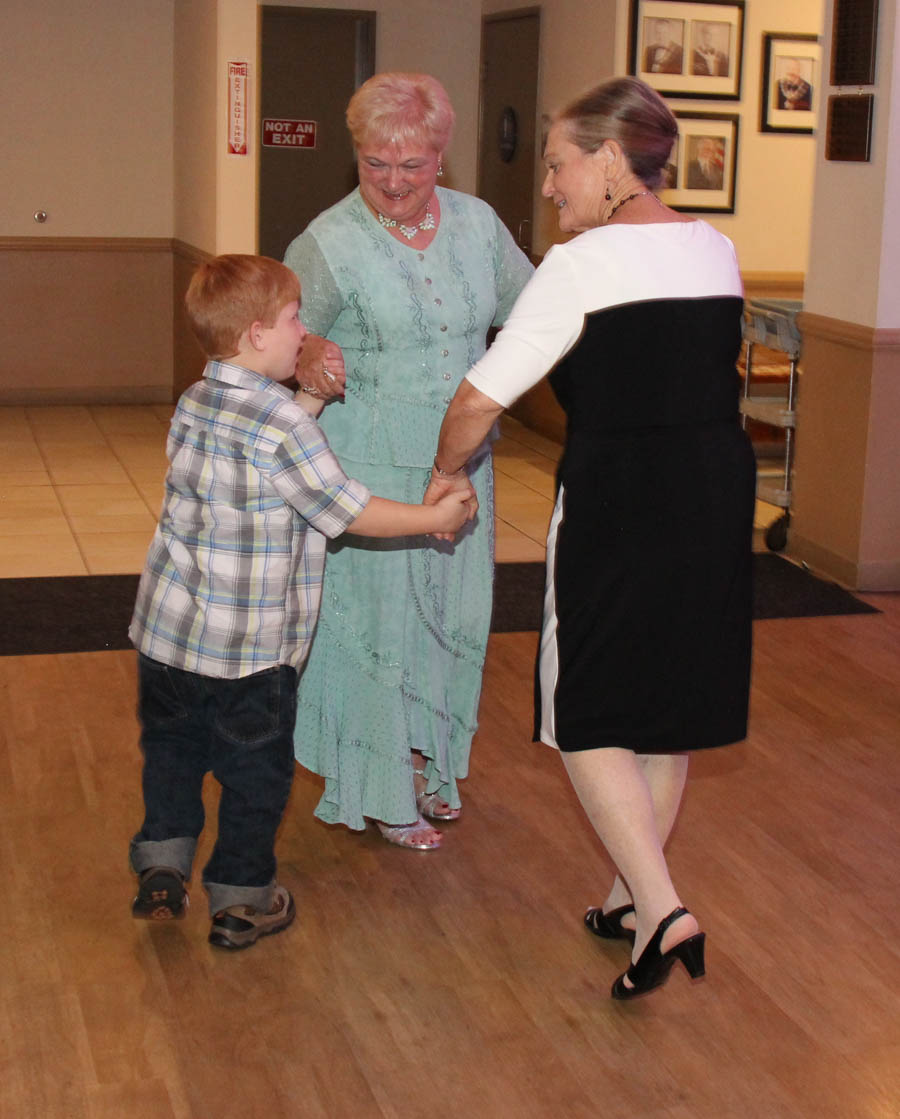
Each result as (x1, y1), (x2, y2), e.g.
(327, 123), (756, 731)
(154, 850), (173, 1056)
(294, 336), (477, 540)
(424, 469), (478, 542)
(295, 335), (347, 401)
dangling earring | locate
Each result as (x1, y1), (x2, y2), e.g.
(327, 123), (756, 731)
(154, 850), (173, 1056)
(437, 163), (444, 177)
(605, 188), (611, 201)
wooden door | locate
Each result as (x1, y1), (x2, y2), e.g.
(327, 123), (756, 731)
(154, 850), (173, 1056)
(477, 10), (541, 258)
(258, 6), (375, 262)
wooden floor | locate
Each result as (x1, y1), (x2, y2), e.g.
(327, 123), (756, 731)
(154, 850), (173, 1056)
(2, 596), (899, 1118)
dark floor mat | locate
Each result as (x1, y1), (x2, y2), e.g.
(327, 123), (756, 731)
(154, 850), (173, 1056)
(0, 554), (881, 655)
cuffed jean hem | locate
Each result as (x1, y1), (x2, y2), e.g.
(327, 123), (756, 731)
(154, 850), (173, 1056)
(205, 878), (276, 917)
(129, 835), (196, 878)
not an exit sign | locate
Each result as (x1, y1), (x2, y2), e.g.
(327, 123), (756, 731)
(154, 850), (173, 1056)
(262, 118), (317, 148)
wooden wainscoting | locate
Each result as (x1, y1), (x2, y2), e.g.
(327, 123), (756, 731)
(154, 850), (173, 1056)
(790, 313), (900, 590)
(172, 240), (211, 399)
(0, 236), (193, 406)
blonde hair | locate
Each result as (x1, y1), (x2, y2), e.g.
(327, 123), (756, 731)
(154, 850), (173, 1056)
(184, 255), (300, 360)
(555, 77), (678, 189)
(346, 72), (455, 152)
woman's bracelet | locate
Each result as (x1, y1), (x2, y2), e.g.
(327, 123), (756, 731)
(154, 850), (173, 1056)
(432, 456), (463, 477)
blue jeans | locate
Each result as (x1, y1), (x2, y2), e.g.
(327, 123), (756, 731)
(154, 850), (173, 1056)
(130, 654), (298, 915)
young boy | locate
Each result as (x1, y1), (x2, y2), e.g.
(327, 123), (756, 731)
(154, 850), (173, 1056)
(128, 254), (475, 950)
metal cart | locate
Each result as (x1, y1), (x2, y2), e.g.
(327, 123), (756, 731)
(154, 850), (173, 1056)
(740, 298), (802, 552)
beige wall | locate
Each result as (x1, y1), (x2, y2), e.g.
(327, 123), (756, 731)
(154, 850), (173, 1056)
(1, 0), (174, 239)
(175, 0), (219, 253)
(674, 0), (824, 274)
(805, 0), (900, 329)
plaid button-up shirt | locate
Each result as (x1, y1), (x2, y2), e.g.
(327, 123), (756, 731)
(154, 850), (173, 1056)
(130, 361), (369, 677)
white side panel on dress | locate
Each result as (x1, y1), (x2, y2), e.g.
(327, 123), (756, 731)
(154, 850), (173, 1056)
(538, 486), (565, 749)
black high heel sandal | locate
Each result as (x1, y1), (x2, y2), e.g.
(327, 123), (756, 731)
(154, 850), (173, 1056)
(584, 904), (636, 944)
(611, 906), (706, 1000)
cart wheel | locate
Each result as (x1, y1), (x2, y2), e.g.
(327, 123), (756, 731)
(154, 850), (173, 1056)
(765, 514), (789, 552)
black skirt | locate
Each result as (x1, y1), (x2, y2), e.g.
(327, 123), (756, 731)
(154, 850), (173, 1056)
(536, 296), (755, 752)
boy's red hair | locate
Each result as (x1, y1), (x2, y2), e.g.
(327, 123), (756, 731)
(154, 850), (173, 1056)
(185, 254), (301, 359)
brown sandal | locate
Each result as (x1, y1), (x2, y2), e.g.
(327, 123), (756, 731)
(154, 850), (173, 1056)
(132, 866), (188, 921)
(208, 884), (295, 950)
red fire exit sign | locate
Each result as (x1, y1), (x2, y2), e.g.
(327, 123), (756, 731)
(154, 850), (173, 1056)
(262, 119), (317, 148)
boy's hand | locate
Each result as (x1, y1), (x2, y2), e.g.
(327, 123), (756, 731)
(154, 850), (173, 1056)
(424, 471), (478, 541)
(431, 485), (478, 541)
(295, 335), (346, 400)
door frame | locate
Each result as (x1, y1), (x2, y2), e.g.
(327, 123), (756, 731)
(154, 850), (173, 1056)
(476, 7), (542, 258)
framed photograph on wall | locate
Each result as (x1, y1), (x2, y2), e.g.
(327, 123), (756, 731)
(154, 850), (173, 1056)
(761, 33), (821, 133)
(628, 0), (745, 99)
(658, 111), (739, 213)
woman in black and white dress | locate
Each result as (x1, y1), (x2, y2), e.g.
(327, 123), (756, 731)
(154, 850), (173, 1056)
(425, 77), (755, 999)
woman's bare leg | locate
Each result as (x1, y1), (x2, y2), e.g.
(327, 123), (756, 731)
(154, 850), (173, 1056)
(563, 747), (697, 962)
(600, 752), (689, 928)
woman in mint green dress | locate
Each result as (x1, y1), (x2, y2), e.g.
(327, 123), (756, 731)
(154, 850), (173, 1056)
(284, 73), (532, 848)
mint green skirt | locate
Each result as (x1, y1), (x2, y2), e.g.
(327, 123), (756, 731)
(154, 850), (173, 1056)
(293, 451), (494, 829)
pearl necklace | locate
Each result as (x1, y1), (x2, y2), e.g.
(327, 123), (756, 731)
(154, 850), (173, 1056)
(378, 202), (436, 240)
(608, 191), (658, 220)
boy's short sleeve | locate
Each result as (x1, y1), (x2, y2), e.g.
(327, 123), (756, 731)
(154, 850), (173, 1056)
(268, 416), (369, 538)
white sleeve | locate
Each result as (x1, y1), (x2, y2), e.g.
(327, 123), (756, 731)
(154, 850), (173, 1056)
(464, 245), (586, 409)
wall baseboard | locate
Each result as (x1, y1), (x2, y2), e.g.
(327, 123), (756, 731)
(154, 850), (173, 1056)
(799, 312), (900, 351)
(742, 272), (804, 298)
(789, 533), (900, 593)
(0, 385), (173, 406)
(0, 236), (172, 253)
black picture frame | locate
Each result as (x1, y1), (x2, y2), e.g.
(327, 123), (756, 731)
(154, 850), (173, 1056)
(628, 0), (745, 100)
(830, 0), (878, 86)
(826, 94), (874, 162)
(760, 33), (820, 134)
(658, 111), (739, 213)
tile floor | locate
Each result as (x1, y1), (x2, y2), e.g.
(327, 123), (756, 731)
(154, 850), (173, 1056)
(0, 405), (777, 578)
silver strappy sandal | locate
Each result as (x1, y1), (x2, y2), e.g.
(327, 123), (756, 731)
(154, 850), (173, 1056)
(376, 815), (442, 850)
(413, 764), (461, 821)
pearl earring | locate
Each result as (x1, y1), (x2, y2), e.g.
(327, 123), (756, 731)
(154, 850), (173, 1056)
(437, 164), (444, 177)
